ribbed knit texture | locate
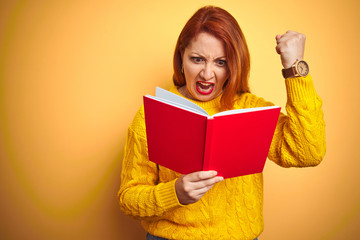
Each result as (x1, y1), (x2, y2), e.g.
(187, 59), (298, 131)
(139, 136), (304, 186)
(118, 75), (326, 240)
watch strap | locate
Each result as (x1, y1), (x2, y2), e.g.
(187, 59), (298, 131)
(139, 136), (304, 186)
(282, 67), (296, 78)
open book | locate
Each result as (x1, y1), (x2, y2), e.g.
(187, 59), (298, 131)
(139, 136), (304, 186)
(144, 87), (280, 179)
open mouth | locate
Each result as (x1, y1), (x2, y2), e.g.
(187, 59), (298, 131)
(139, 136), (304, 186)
(196, 81), (214, 95)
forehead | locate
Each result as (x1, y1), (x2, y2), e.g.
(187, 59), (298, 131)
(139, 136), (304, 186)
(186, 32), (226, 57)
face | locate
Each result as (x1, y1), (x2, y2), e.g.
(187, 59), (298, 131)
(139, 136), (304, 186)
(180, 32), (229, 102)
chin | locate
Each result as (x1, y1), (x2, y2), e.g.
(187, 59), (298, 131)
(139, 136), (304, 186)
(193, 92), (218, 102)
(187, 86), (221, 102)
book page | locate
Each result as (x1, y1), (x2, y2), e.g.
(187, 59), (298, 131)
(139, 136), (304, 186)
(145, 95), (208, 116)
(212, 106), (280, 117)
(155, 87), (209, 116)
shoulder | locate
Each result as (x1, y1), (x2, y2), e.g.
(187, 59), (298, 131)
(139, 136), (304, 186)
(233, 92), (275, 109)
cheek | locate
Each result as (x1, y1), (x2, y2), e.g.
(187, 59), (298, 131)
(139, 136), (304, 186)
(217, 69), (229, 85)
(184, 65), (200, 83)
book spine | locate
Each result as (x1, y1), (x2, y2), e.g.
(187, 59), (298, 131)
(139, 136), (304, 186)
(203, 117), (214, 171)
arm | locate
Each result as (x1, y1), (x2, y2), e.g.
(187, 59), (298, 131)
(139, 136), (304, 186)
(118, 106), (224, 216)
(266, 31), (326, 167)
(267, 75), (326, 167)
(117, 107), (181, 219)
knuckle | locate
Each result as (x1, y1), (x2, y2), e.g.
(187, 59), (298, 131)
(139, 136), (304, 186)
(188, 192), (197, 200)
(205, 178), (213, 185)
(180, 176), (186, 184)
(284, 40), (290, 48)
(295, 33), (305, 41)
(207, 178), (215, 186)
(198, 181), (205, 188)
(201, 182), (212, 191)
(183, 185), (191, 193)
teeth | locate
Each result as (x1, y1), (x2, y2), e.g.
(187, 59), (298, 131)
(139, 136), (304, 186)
(197, 82), (214, 92)
(198, 82), (212, 86)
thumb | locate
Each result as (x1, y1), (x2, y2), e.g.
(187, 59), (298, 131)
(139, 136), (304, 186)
(275, 34), (282, 43)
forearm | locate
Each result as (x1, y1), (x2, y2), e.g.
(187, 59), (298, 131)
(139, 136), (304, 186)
(268, 75), (326, 167)
(117, 127), (181, 218)
(118, 179), (179, 219)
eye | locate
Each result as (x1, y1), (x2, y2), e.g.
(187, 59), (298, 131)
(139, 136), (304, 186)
(191, 57), (203, 63)
(217, 59), (227, 67)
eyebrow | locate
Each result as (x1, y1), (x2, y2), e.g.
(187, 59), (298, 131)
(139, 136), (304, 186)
(190, 52), (226, 59)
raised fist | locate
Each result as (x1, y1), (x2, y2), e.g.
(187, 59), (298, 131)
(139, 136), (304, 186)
(276, 31), (306, 68)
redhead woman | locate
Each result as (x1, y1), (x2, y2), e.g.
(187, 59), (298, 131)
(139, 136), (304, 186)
(118, 6), (326, 240)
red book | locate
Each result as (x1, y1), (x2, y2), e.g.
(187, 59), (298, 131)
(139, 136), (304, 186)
(144, 87), (280, 179)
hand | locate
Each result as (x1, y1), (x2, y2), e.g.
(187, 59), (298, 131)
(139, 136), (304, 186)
(275, 31), (306, 68)
(175, 170), (224, 205)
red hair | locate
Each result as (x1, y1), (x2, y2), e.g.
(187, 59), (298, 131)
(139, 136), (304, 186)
(173, 6), (250, 110)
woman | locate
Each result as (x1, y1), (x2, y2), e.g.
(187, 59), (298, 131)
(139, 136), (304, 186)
(118, 6), (326, 240)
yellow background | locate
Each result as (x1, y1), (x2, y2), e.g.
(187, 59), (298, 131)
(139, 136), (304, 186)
(1, 0), (359, 239)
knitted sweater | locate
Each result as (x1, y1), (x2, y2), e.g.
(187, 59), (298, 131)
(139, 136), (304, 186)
(118, 75), (326, 240)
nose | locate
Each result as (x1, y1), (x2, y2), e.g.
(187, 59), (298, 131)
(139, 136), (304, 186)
(200, 63), (215, 80)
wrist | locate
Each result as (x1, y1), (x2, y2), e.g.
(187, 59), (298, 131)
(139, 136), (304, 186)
(282, 59), (309, 78)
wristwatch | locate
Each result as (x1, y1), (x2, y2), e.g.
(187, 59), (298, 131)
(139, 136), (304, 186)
(282, 59), (309, 78)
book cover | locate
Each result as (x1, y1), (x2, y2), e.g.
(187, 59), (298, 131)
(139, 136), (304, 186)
(144, 87), (280, 179)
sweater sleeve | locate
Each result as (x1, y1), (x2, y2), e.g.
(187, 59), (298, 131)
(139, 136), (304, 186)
(117, 106), (182, 219)
(264, 75), (326, 167)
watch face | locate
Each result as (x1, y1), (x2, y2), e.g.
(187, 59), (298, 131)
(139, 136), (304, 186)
(297, 60), (309, 76)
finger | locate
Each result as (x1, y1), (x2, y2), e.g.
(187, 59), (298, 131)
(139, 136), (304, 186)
(192, 176), (224, 190)
(192, 186), (213, 197)
(186, 170), (218, 182)
(192, 181), (219, 196)
(275, 44), (282, 54)
(286, 30), (297, 35)
(277, 30), (297, 42)
(281, 31), (303, 43)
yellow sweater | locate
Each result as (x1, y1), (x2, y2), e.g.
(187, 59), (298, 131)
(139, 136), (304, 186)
(118, 75), (326, 240)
